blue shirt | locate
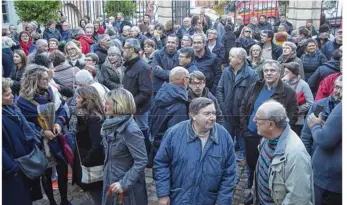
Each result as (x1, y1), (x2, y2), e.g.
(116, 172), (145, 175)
(248, 85), (275, 134)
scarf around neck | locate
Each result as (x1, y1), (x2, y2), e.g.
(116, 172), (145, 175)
(101, 115), (131, 137)
(20, 40), (33, 56)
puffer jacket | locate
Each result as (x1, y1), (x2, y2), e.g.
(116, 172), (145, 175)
(53, 63), (80, 90)
(321, 39), (342, 60)
(255, 125), (313, 205)
(150, 83), (189, 151)
(154, 120), (237, 205)
(76, 35), (94, 54)
(301, 50), (328, 82)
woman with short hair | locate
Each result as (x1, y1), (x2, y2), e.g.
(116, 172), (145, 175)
(101, 46), (125, 90)
(64, 41), (86, 70)
(18, 31), (34, 56)
(101, 87), (148, 205)
(70, 86), (105, 205)
(278, 41), (305, 79)
(235, 26), (257, 54)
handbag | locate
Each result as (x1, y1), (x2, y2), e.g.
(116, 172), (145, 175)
(15, 145), (48, 179)
(75, 137), (104, 184)
(57, 135), (74, 167)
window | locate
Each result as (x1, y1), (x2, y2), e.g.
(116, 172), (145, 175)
(2, 1), (9, 23)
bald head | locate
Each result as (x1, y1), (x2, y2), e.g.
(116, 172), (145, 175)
(258, 100), (288, 129)
(169, 66), (190, 88)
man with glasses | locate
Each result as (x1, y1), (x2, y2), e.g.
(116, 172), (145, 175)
(322, 28), (342, 60)
(216, 47), (259, 162)
(260, 30), (283, 60)
(188, 71), (223, 124)
(178, 47), (198, 73)
(152, 34), (180, 96)
(84, 53), (100, 81)
(240, 60), (298, 204)
(193, 33), (221, 94)
(253, 100), (313, 205)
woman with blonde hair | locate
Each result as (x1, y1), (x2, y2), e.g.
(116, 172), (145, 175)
(247, 44), (265, 78)
(64, 41), (85, 70)
(235, 26), (256, 54)
(101, 86), (148, 205)
(101, 46), (125, 90)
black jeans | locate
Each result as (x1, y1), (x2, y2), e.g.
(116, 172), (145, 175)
(41, 163), (68, 204)
(244, 135), (261, 188)
(314, 184), (342, 205)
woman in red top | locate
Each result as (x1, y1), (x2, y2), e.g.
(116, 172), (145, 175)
(94, 20), (105, 35)
(18, 31), (33, 56)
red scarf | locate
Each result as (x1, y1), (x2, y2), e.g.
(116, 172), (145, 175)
(20, 41), (33, 56)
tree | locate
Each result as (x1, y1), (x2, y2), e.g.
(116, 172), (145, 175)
(104, 0), (136, 18)
(14, 1), (62, 25)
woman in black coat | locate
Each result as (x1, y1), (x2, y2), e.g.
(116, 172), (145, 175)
(101, 46), (125, 90)
(10, 49), (27, 97)
(70, 86), (105, 205)
(2, 78), (42, 204)
(235, 26), (257, 55)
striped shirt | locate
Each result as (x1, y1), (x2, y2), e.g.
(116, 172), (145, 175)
(257, 138), (279, 205)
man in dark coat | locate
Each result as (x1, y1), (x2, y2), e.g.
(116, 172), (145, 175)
(240, 60), (298, 204)
(122, 38), (153, 165)
(188, 71), (223, 124)
(275, 14), (293, 34)
(150, 67), (190, 156)
(114, 12), (132, 33)
(152, 35), (180, 96)
(321, 28), (342, 60)
(207, 29), (225, 68)
(259, 30), (283, 60)
(216, 47), (259, 162)
(222, 24), (236, 65)
(193, 33), (222, 94)
(176, 17), (195, 40)
(154, 97), (237, 205)
(258, 15), (273, 32)
(43, 19), (62, 41)
(178, 47), (199, 73)
(94, 34), (111, 66)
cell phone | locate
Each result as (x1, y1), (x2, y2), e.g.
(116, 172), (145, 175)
(314, 104), (324, 117)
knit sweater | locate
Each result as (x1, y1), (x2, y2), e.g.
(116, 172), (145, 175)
(257, 137), (279, 205)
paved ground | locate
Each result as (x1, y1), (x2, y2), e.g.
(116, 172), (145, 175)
(33, 160), (250, 205)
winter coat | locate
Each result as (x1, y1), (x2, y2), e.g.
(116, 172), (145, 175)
(248, 24), (261, 40)
(255, 125), (313, 205)
(259, 42), (283, 60)
(247, 57), (265, 79)
(101, 116), (148, 205)
(321, 39), (342, 60)
(2, 105), (41, 205)
(311, 103), (342, 193)
(301, 50), (328, 82)
(101, 63), (125, 90)
(94, 44), (108, 66)
(315, 72), (341, 101)
(234, 25), (244, 38)
(176, 26), (195, 40)
(235, 37), (257, 54)
(76, 35), (94, 54)
(258, 22), (273, 32)
(43, 28), (62, 41)
(211, 41), (225, 68)
(61, 29), (72, 42)
(301, 96), (338, 156)
(150, 83), (189, 151)
(123, 56), (152, 114)
(308, 59), (340, 94)
(277, 52), (305, 80)
(188, 87), (223, 124)
(66, 54), (86, 70)
(240, 79), (298, 135)
(53, 63), (80, 91)
(216, 64), (259, 130)
(222, 31), (236, 64)
(113, 19), (132, 33)
(151, 48), (180, 93)
(153, 120), (237, 205)
(195, 48), (222, 94)
(2, 47), (14, 77)
(134, 33), (148, 49)
(10, 65), (26, 96)
(184, 61), (199, 73)
(72, 116), (104, 191)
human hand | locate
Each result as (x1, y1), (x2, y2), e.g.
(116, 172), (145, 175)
(307, 112), (325, 128)
(109, 182), (123, 193)
(53, 124), (62, 135)
(158, 196), (170, 205)
(43, 130), (56, 140)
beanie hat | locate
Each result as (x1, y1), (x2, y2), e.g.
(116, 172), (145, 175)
(75, 70), (94, 85)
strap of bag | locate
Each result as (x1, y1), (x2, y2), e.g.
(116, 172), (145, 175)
(75, 136), (83, 167)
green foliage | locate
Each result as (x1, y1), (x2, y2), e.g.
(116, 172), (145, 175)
(14, 0), (62, 25)
(104, 0), (136, 18)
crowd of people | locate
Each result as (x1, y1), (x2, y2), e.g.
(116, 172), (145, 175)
(2, 8), (342, 205)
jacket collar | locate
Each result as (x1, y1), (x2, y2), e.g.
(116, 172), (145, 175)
(115, 115), (133, 133)
(187, 120), (218, 144)
(272, 124), (290, 157)
(184, 61), (195, 69)
(124, 56), (140, 67)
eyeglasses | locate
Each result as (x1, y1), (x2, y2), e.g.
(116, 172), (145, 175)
(67, 47), (76, 51)
(179, 55), (188, 59)
(244, 30), (251, 33)
(40, 77), (50, 82)
(193, 41), (204, 44)
(190, 81), (205, 86)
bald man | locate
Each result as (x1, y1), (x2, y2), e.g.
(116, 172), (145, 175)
(254, 100), (313, 205)
(150, 66), (190, 156)
(28, 39), (49, 63)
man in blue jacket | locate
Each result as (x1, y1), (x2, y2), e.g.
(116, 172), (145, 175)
(207, 29), (225, 70)
(154, 97), (237, 205)
(152, 35), (180, 96)
(216, 47), (259, 161)
(193, 33), (222, 94)
(178, 47), (199, 73)
(321, 28), (342, 60)
(150, 67), (190, 157)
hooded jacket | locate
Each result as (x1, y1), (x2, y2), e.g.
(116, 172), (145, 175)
(308, 59), (340, 93)
(301, 50), (328, 82)
(150, 83), (189, 149)
(76, 35), (94, 54)
(315, 72), (341, 101)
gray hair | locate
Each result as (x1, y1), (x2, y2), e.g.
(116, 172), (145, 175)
(169, 66), (189, 82)
(125, 38), (141, 53)
(263, 59), (281, 72)
(189, 71), (206, 83)
(229, 47), (247, 60)
(283, 41), (297, 51)
(75, 70), (94, 85)
(189, 97), (214, 115)
(71, 27), (85, 38)
(192, 33), (207, 44)
(36, 39), (48, 46)
(123, 25), (131, 31)
(131, 26), (140, 33)
(262, 100), (289, 128)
